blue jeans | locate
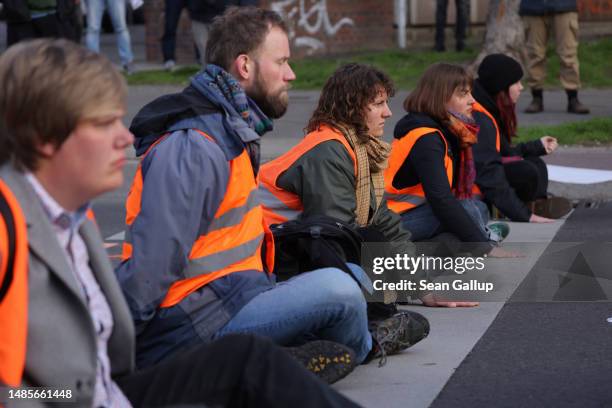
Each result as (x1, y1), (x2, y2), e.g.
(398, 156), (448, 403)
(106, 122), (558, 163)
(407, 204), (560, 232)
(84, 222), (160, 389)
(86, 0), (133, 65)
(214, 267), (372, 363)
(401, 199), (491, 241)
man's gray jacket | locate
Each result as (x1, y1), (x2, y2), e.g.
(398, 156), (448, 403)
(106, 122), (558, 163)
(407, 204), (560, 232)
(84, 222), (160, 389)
(0, 164), (135, 407)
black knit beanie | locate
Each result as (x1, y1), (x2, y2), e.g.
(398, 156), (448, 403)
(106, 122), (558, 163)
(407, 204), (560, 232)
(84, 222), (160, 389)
(477, 54), (523, 97)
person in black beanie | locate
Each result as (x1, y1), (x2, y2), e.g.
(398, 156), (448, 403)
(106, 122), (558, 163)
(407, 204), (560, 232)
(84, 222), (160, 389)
(471, 53), (572, 222)
(519, 0), (589, 114)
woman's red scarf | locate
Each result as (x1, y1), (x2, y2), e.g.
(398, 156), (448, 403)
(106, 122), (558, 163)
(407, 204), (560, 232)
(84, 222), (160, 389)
(447, 112), (480, 200)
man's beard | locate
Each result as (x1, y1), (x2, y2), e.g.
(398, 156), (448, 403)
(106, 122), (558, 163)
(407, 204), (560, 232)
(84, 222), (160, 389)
(249, 71), (289, 119)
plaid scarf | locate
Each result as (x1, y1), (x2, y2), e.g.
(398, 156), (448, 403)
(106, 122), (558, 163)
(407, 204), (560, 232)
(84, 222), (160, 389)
(202, 64), (273, 136)
(330, 122), (389, 226)
(201, 64), (273, 175)
(447, 111), (479, 200)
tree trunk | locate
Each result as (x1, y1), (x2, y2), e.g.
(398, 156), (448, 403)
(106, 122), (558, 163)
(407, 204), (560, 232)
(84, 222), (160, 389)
(471, 0), (524, 71)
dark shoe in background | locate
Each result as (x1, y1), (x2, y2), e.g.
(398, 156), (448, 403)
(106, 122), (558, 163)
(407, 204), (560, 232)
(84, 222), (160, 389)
(525, 96), (543, 113)
(567, 97), (590, 114)
(532, 197), (573, 219)
(285, 340), (357, 384)
(367, 310), (430, 366)
(434, 43), (446, 52)
(123, 62), (136, 76)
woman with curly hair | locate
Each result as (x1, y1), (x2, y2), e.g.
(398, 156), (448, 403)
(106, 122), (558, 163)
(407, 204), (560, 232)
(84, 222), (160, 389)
(259, 63), (477, 319)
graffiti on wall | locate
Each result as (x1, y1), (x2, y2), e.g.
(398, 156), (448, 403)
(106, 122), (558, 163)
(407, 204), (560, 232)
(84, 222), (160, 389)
(271, 0), (355, 55)
(578, 0), (612, 15)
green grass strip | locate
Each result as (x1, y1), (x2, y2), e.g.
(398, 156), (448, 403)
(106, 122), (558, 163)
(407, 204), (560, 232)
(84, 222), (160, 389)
(127, 37), (612, 89)
(517, 117), (612, 146)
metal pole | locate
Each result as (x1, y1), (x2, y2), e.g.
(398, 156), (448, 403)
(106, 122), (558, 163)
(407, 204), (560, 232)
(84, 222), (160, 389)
(397, 0), (407, 49)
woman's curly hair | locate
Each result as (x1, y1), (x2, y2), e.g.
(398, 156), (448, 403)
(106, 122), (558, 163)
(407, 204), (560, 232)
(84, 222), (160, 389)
(306, 63), (395, 141)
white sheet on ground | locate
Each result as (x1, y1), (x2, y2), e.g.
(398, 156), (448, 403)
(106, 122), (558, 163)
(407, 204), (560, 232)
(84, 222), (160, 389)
(547, 164), (612, 184)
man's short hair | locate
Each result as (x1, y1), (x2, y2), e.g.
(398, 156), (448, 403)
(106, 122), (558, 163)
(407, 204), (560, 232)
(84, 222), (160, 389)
(205, 6), (288, 72)
(0, 39), (127, 171)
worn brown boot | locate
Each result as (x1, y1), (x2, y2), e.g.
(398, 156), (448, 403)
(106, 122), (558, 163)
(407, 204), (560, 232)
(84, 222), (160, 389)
(567, 98), (590, 114)
(525, 89), (543, 113)
(566, 89), (590, 114)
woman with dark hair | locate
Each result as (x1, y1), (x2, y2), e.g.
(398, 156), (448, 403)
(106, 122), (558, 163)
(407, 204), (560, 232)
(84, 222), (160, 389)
(472, 54), (572, 222)
(385, 63), (511, 257)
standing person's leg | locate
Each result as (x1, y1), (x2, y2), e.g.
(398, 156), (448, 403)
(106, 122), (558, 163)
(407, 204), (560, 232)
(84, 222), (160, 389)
(455, 0), (469, 51)
(523, 15), (549, 113)
(85, 0), (105, 53)
(554, 11), (589, 114)
(191, 19), (209, 66)
(213, 267), (372, 363)
(161, 0), (185, 65)
(118, 334), (360, 408)
(105, 0), (134, 67)
(434, 0), (448, 51)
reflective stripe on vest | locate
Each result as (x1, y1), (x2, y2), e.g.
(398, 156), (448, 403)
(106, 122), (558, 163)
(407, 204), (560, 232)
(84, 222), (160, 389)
(384, 127), (453, 214)
(121, 129), (272, 309)
(258, 125), (357, 227)
(0, 179), (28, 387)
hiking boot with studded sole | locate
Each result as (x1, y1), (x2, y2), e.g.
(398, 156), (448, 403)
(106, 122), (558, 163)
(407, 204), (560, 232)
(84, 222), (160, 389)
(367, 310), (430, 366)
(285, 340), (356, 384)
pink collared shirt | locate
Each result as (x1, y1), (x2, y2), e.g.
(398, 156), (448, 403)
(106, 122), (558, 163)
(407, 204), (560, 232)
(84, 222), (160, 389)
(26, 174), (131, 408)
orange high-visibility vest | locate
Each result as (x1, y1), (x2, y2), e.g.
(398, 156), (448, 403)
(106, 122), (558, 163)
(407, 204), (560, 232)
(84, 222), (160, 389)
(0, 179), (28, 387)
(258, 125), (357, 228)
(122, 130), (274, 308)
(384, 127), (453, 214)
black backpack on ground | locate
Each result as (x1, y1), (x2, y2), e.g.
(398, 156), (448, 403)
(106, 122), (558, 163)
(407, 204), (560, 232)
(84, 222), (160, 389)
(270, 215), (398, 320)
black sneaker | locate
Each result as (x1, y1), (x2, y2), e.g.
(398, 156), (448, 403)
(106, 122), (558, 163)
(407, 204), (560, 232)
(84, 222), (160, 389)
(368, 310), (430, 366)
(285, 340), (356, 384)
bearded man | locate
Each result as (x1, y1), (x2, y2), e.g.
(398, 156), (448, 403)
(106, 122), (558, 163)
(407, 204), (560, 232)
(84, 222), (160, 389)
(115, 7), (373, 381)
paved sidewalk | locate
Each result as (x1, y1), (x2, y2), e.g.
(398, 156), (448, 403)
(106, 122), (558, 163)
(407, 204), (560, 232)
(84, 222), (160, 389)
(334, 219), (565, 407)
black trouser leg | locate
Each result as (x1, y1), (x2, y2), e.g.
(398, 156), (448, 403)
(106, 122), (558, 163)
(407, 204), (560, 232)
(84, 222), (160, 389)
(503, 158), (542, 202)
(161, 0), (186, 62)
(525, 156), (548, 198)
(435, 0), (448, 49)
(117, 334), (360, 408)
(455, 0), (468, 48)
